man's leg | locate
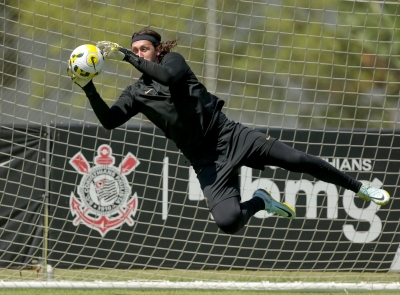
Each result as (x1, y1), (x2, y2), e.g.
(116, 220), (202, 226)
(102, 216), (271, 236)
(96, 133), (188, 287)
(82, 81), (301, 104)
(211, 194), (295, 234)
(211, 196), (264, 234)
(265, 139), (362, 192)
(264, 140), (390, 205)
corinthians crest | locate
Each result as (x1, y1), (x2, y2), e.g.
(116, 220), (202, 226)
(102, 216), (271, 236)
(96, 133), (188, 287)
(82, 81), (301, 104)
(69, 144), (140, 236)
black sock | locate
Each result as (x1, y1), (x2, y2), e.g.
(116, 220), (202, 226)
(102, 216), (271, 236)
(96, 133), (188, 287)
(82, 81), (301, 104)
(247, 195), (265, 212)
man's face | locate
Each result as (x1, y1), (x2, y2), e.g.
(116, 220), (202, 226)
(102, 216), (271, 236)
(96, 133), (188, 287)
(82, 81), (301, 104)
(131, 40), (160, 63)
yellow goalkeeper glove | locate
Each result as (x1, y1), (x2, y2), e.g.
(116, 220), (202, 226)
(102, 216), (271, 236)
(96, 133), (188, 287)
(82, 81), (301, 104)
(96, 41), (141, 67)
(96, 41), (126, 61)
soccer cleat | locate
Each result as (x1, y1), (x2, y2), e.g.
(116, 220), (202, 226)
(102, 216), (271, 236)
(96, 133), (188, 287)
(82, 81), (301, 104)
(356, 185), (390, 206)
(253, 188), (296, 219)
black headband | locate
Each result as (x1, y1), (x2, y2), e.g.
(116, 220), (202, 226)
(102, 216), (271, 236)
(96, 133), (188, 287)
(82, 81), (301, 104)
(131, 35), (160, 47)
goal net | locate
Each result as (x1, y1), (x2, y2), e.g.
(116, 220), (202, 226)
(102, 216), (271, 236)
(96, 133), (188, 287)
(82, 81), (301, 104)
(1, 0), (400, 291)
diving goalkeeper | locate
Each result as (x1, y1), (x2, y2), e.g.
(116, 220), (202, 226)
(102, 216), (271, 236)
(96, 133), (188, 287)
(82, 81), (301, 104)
(67, 28), (390, 234)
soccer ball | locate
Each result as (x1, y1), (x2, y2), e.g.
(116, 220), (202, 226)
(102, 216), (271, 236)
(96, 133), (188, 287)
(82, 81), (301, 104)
(69, 44), (104, 79)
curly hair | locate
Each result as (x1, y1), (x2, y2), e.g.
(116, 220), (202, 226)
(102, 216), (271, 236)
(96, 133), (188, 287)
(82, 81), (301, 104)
(132, 28), (178, 62)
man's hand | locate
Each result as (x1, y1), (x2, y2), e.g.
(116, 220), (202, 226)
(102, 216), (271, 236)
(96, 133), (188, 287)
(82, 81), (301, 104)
(67, 60), (92, 88)
(96, 41), (126, 60)
(96, 41), (141, 67)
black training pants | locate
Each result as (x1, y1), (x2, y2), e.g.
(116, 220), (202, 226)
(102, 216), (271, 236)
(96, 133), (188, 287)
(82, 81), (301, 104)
(210, 138), (362, 234)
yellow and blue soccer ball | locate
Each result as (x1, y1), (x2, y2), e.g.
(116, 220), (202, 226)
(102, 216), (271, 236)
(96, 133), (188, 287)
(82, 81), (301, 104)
(69, 44), (104, 78)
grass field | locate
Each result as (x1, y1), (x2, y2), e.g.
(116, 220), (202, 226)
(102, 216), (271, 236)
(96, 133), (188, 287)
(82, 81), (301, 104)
(2, 269), (400, 283)
(1, 290), (400, 295)
(2, 269), (400, 294)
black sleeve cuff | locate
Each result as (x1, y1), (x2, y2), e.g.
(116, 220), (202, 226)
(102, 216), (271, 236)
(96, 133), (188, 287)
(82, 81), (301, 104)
(123, 51), (141, 68)
(82, 80), (97, 96)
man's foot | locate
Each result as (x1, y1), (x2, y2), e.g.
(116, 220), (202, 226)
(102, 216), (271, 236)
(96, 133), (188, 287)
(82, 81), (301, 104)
(357, 185), (390, 205)
(253, 188), (296, 219)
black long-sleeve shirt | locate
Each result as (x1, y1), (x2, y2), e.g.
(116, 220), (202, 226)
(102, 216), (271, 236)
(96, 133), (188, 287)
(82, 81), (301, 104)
(83, 52), (224, 158)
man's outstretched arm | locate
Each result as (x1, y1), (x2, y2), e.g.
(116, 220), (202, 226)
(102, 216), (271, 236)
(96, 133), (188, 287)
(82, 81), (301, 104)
(82, 81), (135, 130)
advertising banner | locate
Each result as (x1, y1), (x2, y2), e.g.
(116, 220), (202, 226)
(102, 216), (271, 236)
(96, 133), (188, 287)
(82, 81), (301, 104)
(0, 125), (46, 267)
(47, 124), (399, 270)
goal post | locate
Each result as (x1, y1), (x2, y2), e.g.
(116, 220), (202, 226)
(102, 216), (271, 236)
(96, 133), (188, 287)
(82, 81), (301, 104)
(1, 0), (400, 291)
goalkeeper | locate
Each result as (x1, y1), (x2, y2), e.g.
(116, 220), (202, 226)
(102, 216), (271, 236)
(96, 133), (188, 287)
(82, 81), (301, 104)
(67, 28), (390, 235)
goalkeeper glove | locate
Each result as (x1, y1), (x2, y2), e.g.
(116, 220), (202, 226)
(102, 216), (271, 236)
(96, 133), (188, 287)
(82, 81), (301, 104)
(66, 60), (92, 88)
(96, 41), (126, 60)
(96, 41), (140, 67)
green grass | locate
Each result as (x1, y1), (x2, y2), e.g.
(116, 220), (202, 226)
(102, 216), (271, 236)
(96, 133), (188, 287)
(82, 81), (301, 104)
(2, 269), (400, 284)
(1, 290), (400, 295)
(2, 269), (400, 294)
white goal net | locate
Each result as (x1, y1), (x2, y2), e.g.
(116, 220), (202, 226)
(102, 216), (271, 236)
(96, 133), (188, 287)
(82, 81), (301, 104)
(1, 0), (400, 291)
